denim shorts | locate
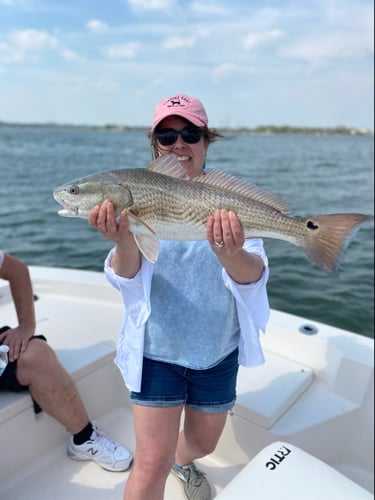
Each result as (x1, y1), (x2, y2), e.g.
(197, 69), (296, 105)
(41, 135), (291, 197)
(130, 348), (239, 413)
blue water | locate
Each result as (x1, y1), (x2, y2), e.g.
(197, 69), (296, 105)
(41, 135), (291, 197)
(0, 126), (373, 337)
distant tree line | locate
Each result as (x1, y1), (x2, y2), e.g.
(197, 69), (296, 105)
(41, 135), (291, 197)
(220, 125), (373, 136)
(0, 121), (373, 136)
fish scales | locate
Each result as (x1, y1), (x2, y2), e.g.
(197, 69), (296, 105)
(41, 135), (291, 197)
(53, 154), (373, 274)
(126, 171), (306, 244)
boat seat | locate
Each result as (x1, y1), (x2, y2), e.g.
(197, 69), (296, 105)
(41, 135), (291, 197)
(234, 351), (313, 428)
(216, 441), (373, 499)
(0, 391), (34, 425)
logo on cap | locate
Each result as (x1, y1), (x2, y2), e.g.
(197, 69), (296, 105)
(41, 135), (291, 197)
(164, 95), (192, 109)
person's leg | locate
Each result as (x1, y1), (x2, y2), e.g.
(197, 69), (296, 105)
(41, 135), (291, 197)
(175, 349), (238, 465)
(175, 407), (228, 466)
(124, 404), (183, 500)
(16, 338), (90, 433)
(16, 338), (133, 471)
(171, 349), (238, 499)
(169, 409), (227, 500)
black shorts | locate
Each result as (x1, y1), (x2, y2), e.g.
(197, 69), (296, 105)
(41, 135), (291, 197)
(0, 326), (47, 413)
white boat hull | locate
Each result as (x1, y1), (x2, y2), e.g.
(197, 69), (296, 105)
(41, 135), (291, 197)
(0, 266), (373, 498)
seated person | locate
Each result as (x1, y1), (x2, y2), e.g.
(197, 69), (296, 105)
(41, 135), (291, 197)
(0, 250), (133, 472)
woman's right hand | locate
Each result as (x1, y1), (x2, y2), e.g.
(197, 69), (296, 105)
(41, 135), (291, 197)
(88, 200), (141, 278)
(88, 200), (131, 244)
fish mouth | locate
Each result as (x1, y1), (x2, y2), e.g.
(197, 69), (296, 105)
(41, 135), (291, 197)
(57, 203), (89, 218)
(58, 206), (78, 217)
(54, 195), (79, 217)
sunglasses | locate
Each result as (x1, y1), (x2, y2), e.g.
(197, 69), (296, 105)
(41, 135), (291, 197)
(155, 126), (202, 146)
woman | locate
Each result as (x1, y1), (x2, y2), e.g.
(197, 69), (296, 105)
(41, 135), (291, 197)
(88, 94), (270, 500)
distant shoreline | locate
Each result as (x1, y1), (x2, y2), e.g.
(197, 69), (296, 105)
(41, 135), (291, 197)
(0, 121), (373, 136)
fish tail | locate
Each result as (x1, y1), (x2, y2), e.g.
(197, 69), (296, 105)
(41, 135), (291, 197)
(299, 213), (373, 275)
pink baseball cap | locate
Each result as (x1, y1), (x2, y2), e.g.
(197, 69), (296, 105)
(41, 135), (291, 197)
(151, 94), (208, 131)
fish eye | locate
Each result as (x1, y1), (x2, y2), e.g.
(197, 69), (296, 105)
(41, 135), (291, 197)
(69, 185), (80, 195)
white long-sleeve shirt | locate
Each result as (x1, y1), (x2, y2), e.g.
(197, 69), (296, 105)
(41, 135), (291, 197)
(105, 238), (270, 392)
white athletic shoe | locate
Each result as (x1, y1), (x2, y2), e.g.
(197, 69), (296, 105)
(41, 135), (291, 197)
(67, 424), (133, 472)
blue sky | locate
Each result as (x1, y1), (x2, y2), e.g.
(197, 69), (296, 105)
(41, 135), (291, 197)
(0, 0), (373, 129)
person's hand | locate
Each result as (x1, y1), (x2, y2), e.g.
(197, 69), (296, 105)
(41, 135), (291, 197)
(0, 325), (35, 362)
(206, 209), (244, 257)
(88, 200), (134, 245)
(206, 208), (264, 284)
(88, 200), (141, 277)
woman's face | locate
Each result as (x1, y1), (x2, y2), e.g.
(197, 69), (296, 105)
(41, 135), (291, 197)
(155, 116), (208, 179)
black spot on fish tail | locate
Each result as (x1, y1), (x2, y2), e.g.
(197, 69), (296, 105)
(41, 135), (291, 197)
(307, 220), (319, 230)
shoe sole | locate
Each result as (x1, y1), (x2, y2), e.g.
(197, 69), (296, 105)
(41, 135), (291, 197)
(67, 446), (133, 472)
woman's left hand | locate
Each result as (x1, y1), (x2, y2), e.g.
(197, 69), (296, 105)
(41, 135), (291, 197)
(206, 209), (264, 284)
(206, 209), (244, 257)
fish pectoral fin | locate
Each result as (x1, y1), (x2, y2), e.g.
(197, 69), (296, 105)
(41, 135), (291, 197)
(133, 234), (160, 263)
(127, 212), (157, 236)
(147, 154), (189, 180)
(126, 212), (160, 262)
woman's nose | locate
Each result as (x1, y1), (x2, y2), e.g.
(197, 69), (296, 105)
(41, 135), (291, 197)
(173, 134), (187, 148)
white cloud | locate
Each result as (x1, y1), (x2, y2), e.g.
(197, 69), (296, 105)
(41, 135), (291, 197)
(86, 19), (109, 33)
(90, 78), (118, 92)
(282, 31), (373, 67)
(278, 1), (374, 67)
(212, 63), (241, 83)
(54, 75), (119, 95)
(60, 49), (80, 61)
(128, 0), (175, 9)
(103, 42), (140, 59)
(243, 29), (283, 51)
(0, 29), (60, 66)
(9, 29), (58, 51)
(190, 1), (228, 16)
(162, 36), (197, 49)
(0, 42), (23, 63)
(0, 0), (372, 128)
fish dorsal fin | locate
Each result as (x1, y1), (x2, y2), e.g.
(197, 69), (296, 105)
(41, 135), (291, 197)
(147, 155), (288, 212)
(192, 168), (289, 213)
(147, 154), (190, 180)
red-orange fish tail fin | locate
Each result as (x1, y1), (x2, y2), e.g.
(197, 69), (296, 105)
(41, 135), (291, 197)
(300, 213), (373, 275)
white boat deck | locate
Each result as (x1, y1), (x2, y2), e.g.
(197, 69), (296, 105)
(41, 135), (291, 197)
(2, 406), (221, 499)
(1, 409), (243, 499)
(0, 266), (373, 499)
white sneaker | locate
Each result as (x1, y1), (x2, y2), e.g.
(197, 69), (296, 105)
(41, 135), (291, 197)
(67, 424), (133, 472)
